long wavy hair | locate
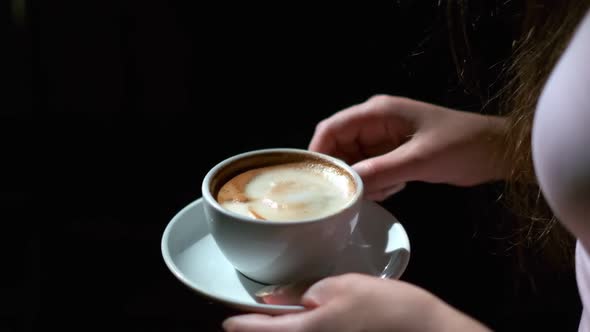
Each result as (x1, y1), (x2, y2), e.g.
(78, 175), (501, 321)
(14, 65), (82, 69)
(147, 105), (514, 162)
(448, 0), (590, 274)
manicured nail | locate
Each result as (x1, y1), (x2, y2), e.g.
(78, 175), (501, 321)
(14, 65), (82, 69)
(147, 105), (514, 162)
(255, 284), (281, 298)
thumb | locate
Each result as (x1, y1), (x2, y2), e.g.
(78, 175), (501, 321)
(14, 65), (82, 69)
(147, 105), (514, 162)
(299, 275), (350, 308)
(352, 144), (416, 195)
(222, 313), (311, 332)
(255, 280), (316, 305)
(256, 276), (344, 308)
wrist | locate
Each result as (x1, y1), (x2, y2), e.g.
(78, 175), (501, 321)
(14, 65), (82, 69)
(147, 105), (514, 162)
(484, 115), (511, 181)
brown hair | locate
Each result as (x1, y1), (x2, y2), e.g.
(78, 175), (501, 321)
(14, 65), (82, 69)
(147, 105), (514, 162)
(500, 0), (590, 272)
(450, 0), (590, 273)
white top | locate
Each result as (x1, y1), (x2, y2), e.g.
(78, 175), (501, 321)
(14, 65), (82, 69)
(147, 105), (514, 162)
(531, 9), (590, 331)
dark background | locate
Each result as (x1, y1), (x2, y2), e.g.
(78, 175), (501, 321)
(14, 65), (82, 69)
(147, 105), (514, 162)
(4, 0), (582, 331)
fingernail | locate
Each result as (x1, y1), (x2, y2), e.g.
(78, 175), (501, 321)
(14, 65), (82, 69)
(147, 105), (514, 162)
(352, 162), (368, 175)
(255, 284), (281, 298)
(386, 182), (406, 196)
(221, 318), (232, 331)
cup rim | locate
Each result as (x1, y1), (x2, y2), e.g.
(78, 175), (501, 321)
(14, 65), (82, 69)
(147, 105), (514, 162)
(201, 148), (364, 225)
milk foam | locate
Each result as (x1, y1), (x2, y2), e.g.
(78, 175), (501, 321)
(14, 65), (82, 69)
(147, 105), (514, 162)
(217, 162), (354, 221)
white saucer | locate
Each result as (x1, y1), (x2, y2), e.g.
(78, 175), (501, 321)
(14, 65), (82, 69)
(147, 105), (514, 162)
(161, 198), (410, 314)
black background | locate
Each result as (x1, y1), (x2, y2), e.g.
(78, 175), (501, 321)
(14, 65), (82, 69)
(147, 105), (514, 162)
(3, 1), (582, 331)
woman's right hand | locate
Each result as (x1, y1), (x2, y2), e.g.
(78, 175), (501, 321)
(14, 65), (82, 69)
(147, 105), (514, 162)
(309, 95), (508, 201)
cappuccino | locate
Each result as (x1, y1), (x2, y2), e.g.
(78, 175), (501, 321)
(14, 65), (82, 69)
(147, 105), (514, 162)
(216, 161), (355, 221)
(203, 148), (364, 284)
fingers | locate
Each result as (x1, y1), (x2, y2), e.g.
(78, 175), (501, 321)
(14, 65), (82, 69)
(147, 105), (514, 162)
(352, 142), (417, 194)
(222, 313), (310, 332)
(255, 280), (316, 305)
(223, 275), (364, 332)
(308, 103), (365, 154)
(308, 103), (369, 163)
(309, 96), (421, 197)
(308, 96), (410, 164)
(300, 274), (354, 308)
(254, 276), (346, 308)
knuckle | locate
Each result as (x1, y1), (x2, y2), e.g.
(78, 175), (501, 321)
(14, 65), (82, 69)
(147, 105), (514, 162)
(367, 94), (390, 104)
(333, 273), (366, 286)
(314, 118), (331, 134)
(343, 272), (368, 282)
(317, 274), (352, 291)
(360, 158), (381, 179)
(364, 95), (410, 120)
(367, 94), (405, 109)
(366, 94), (392, 109)
(407, 139), (432, 164)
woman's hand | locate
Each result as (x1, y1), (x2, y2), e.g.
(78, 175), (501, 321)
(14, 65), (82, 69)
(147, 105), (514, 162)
(309, 95), (508, 201)
(222, 273), (492, 332)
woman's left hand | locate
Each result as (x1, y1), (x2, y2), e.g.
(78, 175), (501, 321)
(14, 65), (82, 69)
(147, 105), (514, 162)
(222, 273), (491, 332)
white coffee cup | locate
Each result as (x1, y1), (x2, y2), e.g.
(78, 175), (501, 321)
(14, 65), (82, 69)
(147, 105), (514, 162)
(201, 148), (364, 285)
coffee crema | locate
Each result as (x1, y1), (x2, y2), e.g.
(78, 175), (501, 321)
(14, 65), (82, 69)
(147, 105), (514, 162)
(216, 161), (355, 221)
